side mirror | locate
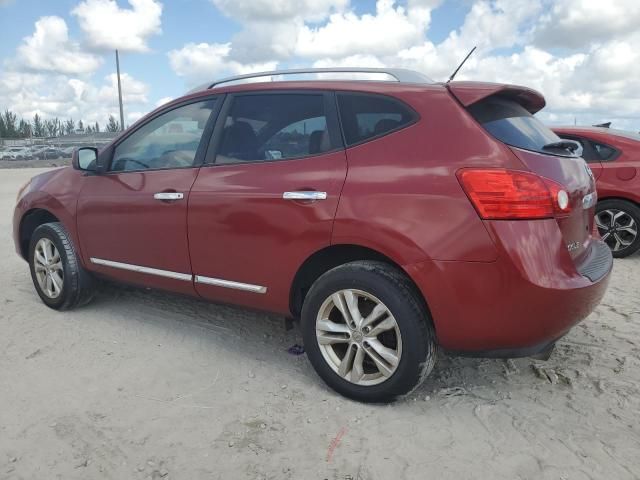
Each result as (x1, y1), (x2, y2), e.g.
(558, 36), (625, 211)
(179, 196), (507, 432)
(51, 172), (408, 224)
(72, 147), (98, 172)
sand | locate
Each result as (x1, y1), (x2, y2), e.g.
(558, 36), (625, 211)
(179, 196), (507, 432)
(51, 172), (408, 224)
(1, 168), (639, 479)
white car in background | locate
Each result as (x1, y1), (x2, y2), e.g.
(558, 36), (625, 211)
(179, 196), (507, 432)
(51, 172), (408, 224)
(2, 147), (30, 160)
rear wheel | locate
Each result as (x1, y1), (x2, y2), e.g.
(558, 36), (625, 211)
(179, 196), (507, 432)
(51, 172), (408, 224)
(301, 261), (437, 403)
(595, 200), (640, 258)
(29, 222), (95, 310)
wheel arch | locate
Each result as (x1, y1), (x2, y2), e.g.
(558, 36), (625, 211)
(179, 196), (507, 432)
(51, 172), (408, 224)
(18, 208), (60, 260)
(597, 196), (640, 208)
(289, 244), (434, 326)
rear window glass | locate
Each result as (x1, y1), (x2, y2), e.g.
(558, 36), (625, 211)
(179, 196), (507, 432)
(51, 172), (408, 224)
(468, 97), (572, 156)
(337, 93), (416, 146)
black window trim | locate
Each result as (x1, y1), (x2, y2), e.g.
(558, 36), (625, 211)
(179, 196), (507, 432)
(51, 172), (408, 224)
(334, 90), (420, 148)
(97, 94), (223, 175)
(203, 89), (344, 167)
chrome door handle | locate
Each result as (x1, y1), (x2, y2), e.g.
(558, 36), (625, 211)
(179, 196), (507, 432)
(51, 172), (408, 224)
(282, 191), (327, 201)
(154, 192), (184, 201)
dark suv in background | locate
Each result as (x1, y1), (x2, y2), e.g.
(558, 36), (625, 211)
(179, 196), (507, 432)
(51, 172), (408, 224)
(14, 68), (611, 402)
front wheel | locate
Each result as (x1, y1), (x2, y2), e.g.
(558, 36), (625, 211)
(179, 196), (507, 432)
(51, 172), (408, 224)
(301, 261), (437, 403)
(595, 200), (640, 258)
(29, 222), (95, 310)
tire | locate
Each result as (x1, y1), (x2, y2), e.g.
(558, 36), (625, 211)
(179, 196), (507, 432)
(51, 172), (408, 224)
(595, 199), (640, 258)
(301, 260), (437, 403)
(28, 222), (95, 310)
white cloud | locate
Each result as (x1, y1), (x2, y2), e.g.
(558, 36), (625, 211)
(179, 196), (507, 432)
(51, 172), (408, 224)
(161, 0), (636, 129)
(168, 42), (277, 87)
(211, 0), (348, 22)
(16, 16), (102, 75)
(0, 4), (156, 128)
(534, 0), (640, 49)
(72, 0), (162, 52)
(3, 0), (640, 132)
(0, 70), (150, 126)
(296, 0), (436, 59)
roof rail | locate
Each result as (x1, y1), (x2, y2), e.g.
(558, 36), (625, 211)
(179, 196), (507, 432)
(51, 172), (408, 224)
(187, 67), (433, 93)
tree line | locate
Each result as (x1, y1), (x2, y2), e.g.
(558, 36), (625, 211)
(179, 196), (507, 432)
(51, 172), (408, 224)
(0, 109), (121, 138)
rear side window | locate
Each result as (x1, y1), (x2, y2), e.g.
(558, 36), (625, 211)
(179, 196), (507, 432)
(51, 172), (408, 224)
(215, 94), (337, 164)
(592, 141), (617, 161)
(468, 96), (571, 157)
(337, 93), (417, 146)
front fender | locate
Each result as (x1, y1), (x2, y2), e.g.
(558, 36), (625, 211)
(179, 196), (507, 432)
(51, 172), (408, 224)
(13, 167), (86, 262)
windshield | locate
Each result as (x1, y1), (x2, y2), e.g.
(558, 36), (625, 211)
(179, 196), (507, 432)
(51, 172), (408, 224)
(468, 96), (576, 157)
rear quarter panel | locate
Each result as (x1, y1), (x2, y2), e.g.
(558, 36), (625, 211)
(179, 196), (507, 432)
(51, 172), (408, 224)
(597, 140), (640, 204)
(333, 86), (522, 264)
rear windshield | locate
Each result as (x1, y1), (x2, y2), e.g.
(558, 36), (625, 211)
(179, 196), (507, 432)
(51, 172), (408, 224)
(468, 96), (574, 157)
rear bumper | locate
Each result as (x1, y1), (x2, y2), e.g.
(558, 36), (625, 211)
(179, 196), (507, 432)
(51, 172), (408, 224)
(405, 219), (612, 354)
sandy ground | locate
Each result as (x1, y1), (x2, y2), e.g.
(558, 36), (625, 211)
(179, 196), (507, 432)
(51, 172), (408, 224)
(1, 168), (639, 480)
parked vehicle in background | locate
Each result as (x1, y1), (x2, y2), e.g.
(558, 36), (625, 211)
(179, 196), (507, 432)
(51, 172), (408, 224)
(3, 146), (30, 160)
(553, 126), (640, 257)
(60, 146), (76, 157)
(35, 148), (64, 160)
(13, 68), (612, 402)
(28, 145), (48, 158)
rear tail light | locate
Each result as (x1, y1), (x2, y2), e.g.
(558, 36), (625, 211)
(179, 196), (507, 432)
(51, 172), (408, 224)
(457, 168), (572, 220)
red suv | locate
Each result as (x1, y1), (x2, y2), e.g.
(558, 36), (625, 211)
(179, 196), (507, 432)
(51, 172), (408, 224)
(553, 126), (640, 257)
(13, 68), (612, 402)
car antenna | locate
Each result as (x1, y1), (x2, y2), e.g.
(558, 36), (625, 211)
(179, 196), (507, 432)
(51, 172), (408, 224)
(446, 46), (477, 84)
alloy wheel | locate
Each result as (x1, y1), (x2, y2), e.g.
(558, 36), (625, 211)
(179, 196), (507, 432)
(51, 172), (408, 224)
(595, 209), (638, 253)
(33, 238), (64, 299)
(315, 289), (402, 386)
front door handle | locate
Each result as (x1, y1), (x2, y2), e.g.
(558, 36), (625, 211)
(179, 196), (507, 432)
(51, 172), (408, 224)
(282, 191), (327, 201)
(154, 192), (184, 201)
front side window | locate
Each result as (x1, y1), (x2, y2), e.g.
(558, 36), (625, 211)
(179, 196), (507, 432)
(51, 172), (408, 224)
(337, 93), (417, 146)
(215, 94), (335, 164)
(111, 100), (216, 172)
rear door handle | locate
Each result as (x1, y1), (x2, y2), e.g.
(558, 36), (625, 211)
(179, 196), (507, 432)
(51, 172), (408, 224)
(154, 192), (184, 201)
(282, 191), (327, 201)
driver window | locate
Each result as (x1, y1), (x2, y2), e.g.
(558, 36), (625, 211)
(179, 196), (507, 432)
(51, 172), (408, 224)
(111, 100), (216, 172)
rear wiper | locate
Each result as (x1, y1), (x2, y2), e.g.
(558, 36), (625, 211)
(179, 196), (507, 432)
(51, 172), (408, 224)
(542, 140), (580, 153)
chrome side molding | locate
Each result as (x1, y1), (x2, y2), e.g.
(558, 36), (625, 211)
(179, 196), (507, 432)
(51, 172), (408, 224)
(89, 257), (267, 294)
(194, 275), (267, 294)
(90, 257), (192, 281)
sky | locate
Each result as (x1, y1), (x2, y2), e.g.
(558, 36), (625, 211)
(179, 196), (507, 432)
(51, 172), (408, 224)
(0, 0), (639, 130)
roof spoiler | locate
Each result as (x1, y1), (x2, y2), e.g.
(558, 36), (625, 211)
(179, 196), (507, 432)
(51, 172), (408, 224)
(446, 81), (546, 114)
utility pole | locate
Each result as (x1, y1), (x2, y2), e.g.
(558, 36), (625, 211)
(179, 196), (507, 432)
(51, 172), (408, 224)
(115, 50), (125, 131)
